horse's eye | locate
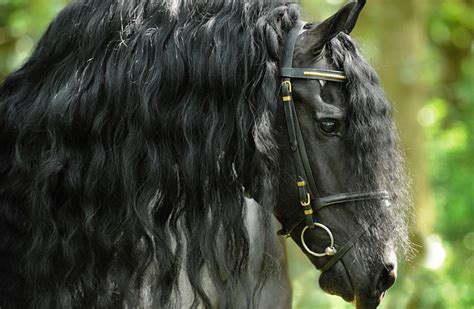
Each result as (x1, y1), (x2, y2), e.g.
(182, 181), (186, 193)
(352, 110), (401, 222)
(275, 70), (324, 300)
(320, 119), (338, 134)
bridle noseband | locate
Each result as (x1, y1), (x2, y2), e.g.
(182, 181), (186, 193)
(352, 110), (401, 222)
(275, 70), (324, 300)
(278, 21), (390, 272)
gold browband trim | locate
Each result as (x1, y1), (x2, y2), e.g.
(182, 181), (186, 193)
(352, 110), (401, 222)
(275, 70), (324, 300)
(303, 71), (347, 80)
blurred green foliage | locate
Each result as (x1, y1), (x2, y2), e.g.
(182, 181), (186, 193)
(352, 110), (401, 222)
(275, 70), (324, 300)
(0, 0), (473, 308)
(0, 0), (68, 78)
(418, 0), (474, 307)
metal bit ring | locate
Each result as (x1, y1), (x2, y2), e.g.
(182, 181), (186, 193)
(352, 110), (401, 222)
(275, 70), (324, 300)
(301, 223), (337, 257)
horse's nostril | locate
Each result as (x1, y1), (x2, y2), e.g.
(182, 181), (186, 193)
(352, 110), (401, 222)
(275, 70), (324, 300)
(385, 262), (395, 272)
(376, 264), (397, 293)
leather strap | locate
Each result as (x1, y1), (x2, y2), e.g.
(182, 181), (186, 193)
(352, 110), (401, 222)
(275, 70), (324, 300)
(277, 190), (389, 237)
(291, 97), (320, 200)
(320, 228), (365, 272)
(281, 21), (306, 68)
(317, 190), (389, 210)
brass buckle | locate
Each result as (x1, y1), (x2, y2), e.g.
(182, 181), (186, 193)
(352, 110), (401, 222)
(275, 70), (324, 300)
(281, 80), (292, 93)
(300, 193), (311, 207)
(281, 80), (292, 102)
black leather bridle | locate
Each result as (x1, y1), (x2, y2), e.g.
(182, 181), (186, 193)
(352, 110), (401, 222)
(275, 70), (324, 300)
(278, 21), (390, 272)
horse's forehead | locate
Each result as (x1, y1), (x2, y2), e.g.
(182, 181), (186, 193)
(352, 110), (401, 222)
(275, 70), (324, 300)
(293, 47), (337, 72)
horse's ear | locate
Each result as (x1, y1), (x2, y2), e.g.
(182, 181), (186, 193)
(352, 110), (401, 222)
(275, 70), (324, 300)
(344, 0), (366, 34)
(305, 0), (366, 51)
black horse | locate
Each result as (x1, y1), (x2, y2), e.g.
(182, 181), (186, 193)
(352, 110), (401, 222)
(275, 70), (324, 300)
(0, 0), (410, 308)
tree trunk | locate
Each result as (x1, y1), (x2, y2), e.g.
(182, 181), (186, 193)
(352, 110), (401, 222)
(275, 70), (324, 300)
(364, 0), (435, 235)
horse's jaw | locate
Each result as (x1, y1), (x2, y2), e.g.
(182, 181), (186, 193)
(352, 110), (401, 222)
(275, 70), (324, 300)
(318, 261), (355, 303)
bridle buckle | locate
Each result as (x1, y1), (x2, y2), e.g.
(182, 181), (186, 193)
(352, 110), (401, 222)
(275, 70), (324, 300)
(281, 80), (293, 102)
(281, 80), (292, 93)
(300, 193), (311, 207)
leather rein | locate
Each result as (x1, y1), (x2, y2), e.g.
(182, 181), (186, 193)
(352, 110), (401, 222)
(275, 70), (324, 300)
(278, 21), (390, 272)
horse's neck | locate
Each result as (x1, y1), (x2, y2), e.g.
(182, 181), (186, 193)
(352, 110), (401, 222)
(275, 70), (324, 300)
(244, 198), (293, 309)
(140, 198), (292, 308)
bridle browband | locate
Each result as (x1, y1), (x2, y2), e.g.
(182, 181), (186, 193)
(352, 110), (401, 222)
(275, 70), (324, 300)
(278, 21), (390, 272)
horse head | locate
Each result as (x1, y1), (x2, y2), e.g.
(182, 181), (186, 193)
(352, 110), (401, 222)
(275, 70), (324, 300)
(275, 1), (410, 307)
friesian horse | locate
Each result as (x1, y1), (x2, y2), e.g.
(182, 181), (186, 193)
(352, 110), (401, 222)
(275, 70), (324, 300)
(0, 0), (410, 308)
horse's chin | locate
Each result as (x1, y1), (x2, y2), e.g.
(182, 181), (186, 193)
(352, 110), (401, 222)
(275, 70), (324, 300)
(318, 262), (386, 309)
(318, 262), (355, 303)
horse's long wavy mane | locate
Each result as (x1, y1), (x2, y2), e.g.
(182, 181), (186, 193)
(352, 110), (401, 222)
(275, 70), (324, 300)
(324, 33), (411, 266)
(0, 0), (299, 307)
